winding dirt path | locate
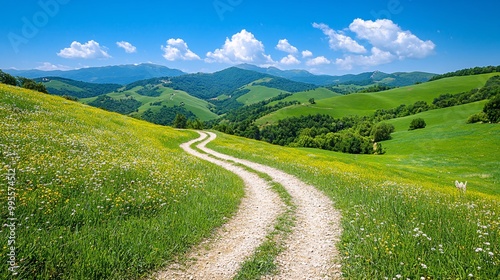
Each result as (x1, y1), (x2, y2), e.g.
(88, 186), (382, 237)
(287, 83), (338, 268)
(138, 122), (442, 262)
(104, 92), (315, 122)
(155, 132), (283, 279)
(197, 132), (343, 279)
(155, 131), (342, 279)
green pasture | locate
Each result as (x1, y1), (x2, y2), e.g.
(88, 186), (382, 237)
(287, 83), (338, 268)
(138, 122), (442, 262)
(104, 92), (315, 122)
(258, 73), (498, 125)
(207, 99), (499, 279)
(0, 84), (242, 279)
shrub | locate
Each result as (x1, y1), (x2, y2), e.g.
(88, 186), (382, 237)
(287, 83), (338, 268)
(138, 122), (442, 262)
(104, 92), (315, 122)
(467, 112), (489, 124)
(409, 118), (426, 130)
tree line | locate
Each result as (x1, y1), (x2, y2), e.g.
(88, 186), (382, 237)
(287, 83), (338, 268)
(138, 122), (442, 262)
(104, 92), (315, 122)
(208, 75), (500, 155)
(429, 65), (500, 81)
(0, 70), (48, 93)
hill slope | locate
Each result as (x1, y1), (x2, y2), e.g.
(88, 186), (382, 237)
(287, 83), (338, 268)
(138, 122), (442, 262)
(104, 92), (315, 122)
(257, 73), (498, 124)
(169, 67), (316, 100)
(236, 64), (435, 86)
(0, 84), (243, 279)
(34, 77), (122, 98)
(80, 85), (218, 121)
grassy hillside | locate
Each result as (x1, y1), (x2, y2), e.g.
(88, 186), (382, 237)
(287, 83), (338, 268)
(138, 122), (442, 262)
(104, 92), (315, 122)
(36, 77), (122, 99)
(0, 84), (242, 279)
(236, 85), (288, 105)
(81, 85), (218, 121)
(269, 87), (340, 105)
(258, 73), (498, 124)
(207, 99), (499, 278)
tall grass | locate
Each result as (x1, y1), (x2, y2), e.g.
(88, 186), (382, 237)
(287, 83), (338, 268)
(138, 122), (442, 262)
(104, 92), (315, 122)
(208, 102), (500, 279)
(0, 85), (244, 279)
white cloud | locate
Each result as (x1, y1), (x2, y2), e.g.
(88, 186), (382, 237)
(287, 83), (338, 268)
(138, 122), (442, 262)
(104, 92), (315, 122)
(349, 18), (435, 59)
(161, 38), (200, 61)
(116, 41), (137, 53)
(302, 50), (313, 58)
(280, 54), (301, 65)
(36, 62), (72, 71)
(206, 29), (274, 64)
(335, 47), (395, 70)
(57, 40), (110, 59)
(276, 39), (298, 54)
(313, 23), (367, 54)
(306, 56), (331, 66)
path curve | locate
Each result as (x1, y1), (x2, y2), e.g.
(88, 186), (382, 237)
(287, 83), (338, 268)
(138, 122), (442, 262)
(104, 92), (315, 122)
(155, 132), (283, 279)
(197, 132), (343, 279)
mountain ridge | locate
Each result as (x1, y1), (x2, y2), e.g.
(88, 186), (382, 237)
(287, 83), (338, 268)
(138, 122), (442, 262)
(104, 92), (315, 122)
(3, 63), (186, 85)
(235, 63), (435, 86)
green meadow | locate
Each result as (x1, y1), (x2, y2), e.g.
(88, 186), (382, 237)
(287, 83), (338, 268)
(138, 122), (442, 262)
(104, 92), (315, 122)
(258, 73), (498, 125)
(81, 86), (218, 121)
(0, 84), (242, 279)
(236, 85), (288, 105)
(208, 98), (499, 278)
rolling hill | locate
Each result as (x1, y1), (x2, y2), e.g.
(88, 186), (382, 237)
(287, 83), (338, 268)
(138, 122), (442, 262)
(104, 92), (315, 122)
(168, 67), (316, 100)
(34, 77), (122, 98)
(236, 63), (435, 86)
(0, 83), (243, 279)
(257, 73), (499, 125)
(80, 85), (218, 121)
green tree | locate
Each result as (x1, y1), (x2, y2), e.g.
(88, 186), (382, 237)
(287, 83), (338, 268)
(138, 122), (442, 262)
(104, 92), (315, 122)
(0, 70), (17, 86)
(371, 122), (395, 142)
(409, 118), (426, 130)
(309, 98), (316, 104)
(483, 95), (500, 123)
(18, 77), (48, 93)
(173, 113), (188, 128)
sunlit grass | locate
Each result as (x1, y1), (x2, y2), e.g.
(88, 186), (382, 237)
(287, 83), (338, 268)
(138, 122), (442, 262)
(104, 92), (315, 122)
(0, 84), (243, 279)
(208, 102), (500, 279)
(258, 73), (498, 124)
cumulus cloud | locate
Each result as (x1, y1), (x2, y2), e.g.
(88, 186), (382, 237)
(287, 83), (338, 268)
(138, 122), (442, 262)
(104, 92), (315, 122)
(349, 18), (435, 59)
(57, 40), (110, 59)
(313, 23), (367, 54)
(206, 29), (274, 64)
(280, 54), (301, 65)
(302, 50), (313, 58)
(161, 38), (200, 61)
(116, 41), (137, 53)
(276, 39), (298, 54)
(335, 47), (395, 70)
(306, 56), (331, 66)
(36, 62), (72, 71)
(314, 19), (435, 70)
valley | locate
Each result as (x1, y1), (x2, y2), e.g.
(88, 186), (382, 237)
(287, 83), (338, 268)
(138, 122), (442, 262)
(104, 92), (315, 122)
(0, 64), (499, 279)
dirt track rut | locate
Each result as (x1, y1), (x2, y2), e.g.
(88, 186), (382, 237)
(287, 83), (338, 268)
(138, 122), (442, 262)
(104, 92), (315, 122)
(155, 131), (342, 279)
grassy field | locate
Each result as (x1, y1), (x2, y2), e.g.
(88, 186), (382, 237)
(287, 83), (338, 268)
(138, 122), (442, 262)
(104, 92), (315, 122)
(207, 100), (499, 278)
(81, 86), (218, 121)
(270, 87), (340, 104)
(236, 85), (288, 105)
(42, 80), (86, 94)
(0, 84), (243, 279)
(258, 73), (498, 125)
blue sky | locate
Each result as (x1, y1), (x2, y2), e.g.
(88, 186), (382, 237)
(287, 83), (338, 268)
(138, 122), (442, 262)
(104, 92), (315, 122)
(1, 0), (499, 75)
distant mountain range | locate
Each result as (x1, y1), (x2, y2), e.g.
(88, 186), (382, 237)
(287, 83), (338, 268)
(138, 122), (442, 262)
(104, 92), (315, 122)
(3, 63), (435, 87)
(235, 64), (436, 86)
(4, 63), (186, 85)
